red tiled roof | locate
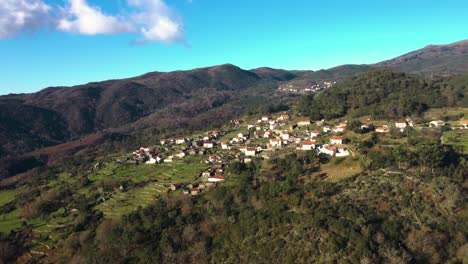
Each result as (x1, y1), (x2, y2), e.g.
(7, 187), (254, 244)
(330, 136), (343, 140)
(302, 140), (316, 145)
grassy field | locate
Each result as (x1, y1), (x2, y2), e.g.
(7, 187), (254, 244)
(90, 156), (208, 217)
(319, 157), (363, 182)
(0, 189), (18, 207)
(423, 108), (468, 120)
(87, 156), (207, 185)
(96, 182), (167, 217)
(0, 209), (46, 234)
(443, 130), (468, 153)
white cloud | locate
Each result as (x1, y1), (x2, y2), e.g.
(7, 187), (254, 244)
(57, 0), (135, 35)
(0, 0), (51, 38)
(128, 0), (184, 43)
(0, 0), (185, 44)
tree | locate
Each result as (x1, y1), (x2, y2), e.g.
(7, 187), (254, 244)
(348, 119), (363, 133)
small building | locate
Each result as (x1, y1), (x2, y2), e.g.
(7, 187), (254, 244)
(270, 138), (282, 148)
(297, 120), (311, 127)
(335, 146), (350, 157)
(322, 126), (332, 133)
(203, 141), (214, 149)
(221, 142), (231, 150)
(175, 138), (185, 144)
(375, 125), (389, 133)
(301, 140), (316, 151)
(263, 130), (272, 138)
(320, 145), (336, 156)
(245, 146), (257, 157)
(244, 158), (252, 163)
(310, 130), (320, 138)
(191, 188), (201, 196)
(429, 120), (446, 127)
(280, 131), (290, 140)
(169, 183), (183, 191)
(330, 136), (343, 145)
(145, 157), (157, 164)
(261, 116), (269, 121)
(208, 175), (225, 182)
(201, 169), (212, 179)
(395, 120), (408, 130)
(175, 152), (186, 159)
(160, 139), (167, 145)
(361, 122), (374, 130)
(460, 120), (468, 129)
(278, 114), (290, 121)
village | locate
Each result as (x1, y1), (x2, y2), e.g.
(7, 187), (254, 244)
(131, 112), (468, 197)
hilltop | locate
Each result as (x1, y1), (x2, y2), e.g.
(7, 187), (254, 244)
(376, 39), (468, 74)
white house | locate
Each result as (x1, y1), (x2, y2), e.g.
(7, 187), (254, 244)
(460, 120), (468, 129)
(375, 125), (389, 133)
(261, 116), (269, 121)
(160, 139), (167, 145)
(280, 131), (290, 140)
(332, 123), (347, 133)
(301, 140), (316, 151)
(264, 130), (272, 138)
(361, 122), (374, 130)
(203, 141), (214, 149)
(330, 136), (344, 145)
(175, 152), (186, 159)
(323, 126), (332, 133)
(395, 120), (408, 131)
(320, 145), (336, 156)
(245, 146), (257, 157)
(164, 156), (174, 163)
(146, 157), (157, 164)
(335, 146), (350, 157)
(297, 120), (311, 127)
(269, 138), (282, 148)
(221, 142), (231, 150)
(208, 175), (225, 182)
(429, 120), (446, 127)
(310, 131), (320, 138)
(278, 114), (290, 121)
(175, 138), (185, 144)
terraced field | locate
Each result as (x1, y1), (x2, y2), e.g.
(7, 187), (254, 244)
(96, 182), (168, 217)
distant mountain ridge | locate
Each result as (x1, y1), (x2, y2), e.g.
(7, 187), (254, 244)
(376, 39), (468, 74)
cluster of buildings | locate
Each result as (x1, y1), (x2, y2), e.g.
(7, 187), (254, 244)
(277, 80), (336, 94)
(131, 113), (468, 197)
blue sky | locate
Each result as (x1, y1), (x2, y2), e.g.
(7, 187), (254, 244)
(0, 0), (467, 95)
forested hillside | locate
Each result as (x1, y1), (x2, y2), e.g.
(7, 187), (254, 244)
(298, 70), (468, 120)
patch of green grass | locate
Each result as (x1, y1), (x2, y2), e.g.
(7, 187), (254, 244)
(0, 210), (23, 233)
(424, 108), (468, 120)
(0, 209), (50, 234)
(443, 130), (468, 153)
(96, 182), (168, 217)
(0, 189), (18, 207)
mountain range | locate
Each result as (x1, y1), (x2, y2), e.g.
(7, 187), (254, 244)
(1, 40), (467, 179)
